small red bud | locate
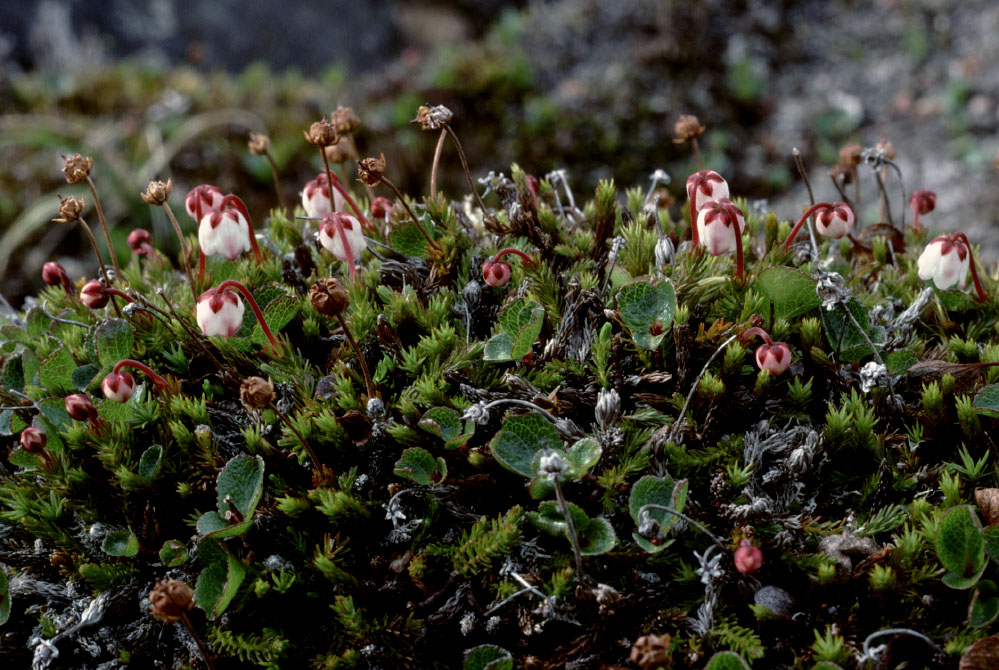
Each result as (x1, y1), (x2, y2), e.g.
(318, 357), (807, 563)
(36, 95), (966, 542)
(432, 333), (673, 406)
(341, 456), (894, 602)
(734, 539), (763, 574)
(65, 394), (98, 422)
(128, 228), (154, 255)
(102, 370), (136, 403)
(42, 262), (72, 293)
(20, 427), (46, 453)
(482, 259), (512, 288)
(80, 280), (108, 309)
(370, 196), (393, 219)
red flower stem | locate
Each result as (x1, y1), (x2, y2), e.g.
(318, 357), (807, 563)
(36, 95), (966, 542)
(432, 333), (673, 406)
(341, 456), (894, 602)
(112, 359), (168, 388)
(742, 327), (773, 347)
(103, 288), (135, 303)
(723, 202), (745, 283)
(195, 199), (207, 284)
(320, 148), (372, 232)
(218, 195), (263, 263)
(331, 216), (357, 280)
(910, 203), (921, 232)
(335, 313), (375, 401)
(491, 248), (534, 267)
(783, 203), (833, 250)
(954, 233), (990, 303)
(688, 190), (700, 246)
(216, 280), (281, 350)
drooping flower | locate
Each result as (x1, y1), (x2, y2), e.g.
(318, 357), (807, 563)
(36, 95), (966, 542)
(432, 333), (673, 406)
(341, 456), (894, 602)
(909, 189), (936, 232)
(42, 262), (72, 294)
(318, 212), (366, 270)
(128, 228), (155, 256)
(483, 259), (511, 288)
(744, 327), (792, 376)
(734, 539), (763, 574)
(917, 233), (975, 292)
(185, 184), (225, 222)
(102, 370), (136, 403)
(685, 169), (730, 245)
(814, 202), (855, 239)
(80, 280), (109, 308)
(199, 200), (252, 261)
(196, 287), (245, 337)
(696, 198), (746, 257)
(302, 173), (346, 219)
(370, 196), (393, 219)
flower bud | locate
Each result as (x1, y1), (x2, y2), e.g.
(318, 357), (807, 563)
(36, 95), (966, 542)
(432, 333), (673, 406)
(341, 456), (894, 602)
(356, 154), (386, 187)
(304, 116), (339, 147)
(240, 376), (276, 410)
(309, 278), (350, 317)
(482, 259), (511, 288)
(199, 203), (251, 261)
(141, 179), (173, 206)
(734, 539), (763, 574)
(917, 235), (969, 290)
(814, 202), (854, 239)
(80, 280), (109, 308)
(184, 184), (224, 221)
(42, 262), (72, 292)
(128, 228), (154, 256)
(62, 153), (93, 184)
(755, 341), (791, 375)
(53, 195), (85, 224)
(539, 452), (567, 479)
(65, 394), (98, 422)
(685, 169), (729, 215)
(148, 579), (194, 623)
(318, 212), (365, 266)
(247, 132), (270, 156)
(196, 288), (245, 337)
(102, 370), (136, 403)
(595, 388), (621, 430)
(20, 427), (46, 453)
(673, 114), (705, 143)
(462, 402), (490, 426)
(370, 196), (393, 219)
(302, 173), (346, 219)
(910, 189), (936, 215)
(696, 198), (746, 256)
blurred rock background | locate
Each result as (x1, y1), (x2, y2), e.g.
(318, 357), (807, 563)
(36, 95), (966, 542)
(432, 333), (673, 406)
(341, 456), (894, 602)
(1, 0), (996, 307)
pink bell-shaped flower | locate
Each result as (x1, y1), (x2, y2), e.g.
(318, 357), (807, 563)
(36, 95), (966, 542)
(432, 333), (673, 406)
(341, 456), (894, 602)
(744, 327), (792, 375)
(696, 198), (746, 257)
(102, 370), (136, 403)
(734, 539), (763, 574)
(909, 189), (936, 232)
(686, 169), (730, 215)
(20, 426), (46, 453)
(483, 259), (512, 288)
(370, 196), (393, 219)
(199, 202), (252, 261)
(196, 287), (245, 337)
(185, 184), (225, 221)
(319, 212), (366, 268)
(814, 202), (854, 239)
(302, 173), (346, 219)
(80, 280), (109, 308)
(42, 262), (72, 294)
(65, 393), (99, 422)
(917, 234), (969, 290)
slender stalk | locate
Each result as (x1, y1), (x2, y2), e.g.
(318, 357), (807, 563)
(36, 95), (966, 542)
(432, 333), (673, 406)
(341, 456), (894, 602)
(104, 287), (135, 303)
(552, 476), (585, 582)
(690, 137), (703, 170)
(861, 628), (942, 661)
(327, 215), (357, 280)
(179, 613), (216, 670)
(636, 503), (727, 550)
(742, 327), (774, 347)
(953, 233), (990, 303)
(873, 167), (894, 226)
(319, 148), (371, 232)
(830, 173), (854, 211)
(263, 148), (288, 214)
(429, 129), (446, 196)
(78, 216), (122, 317)
(783, 203), (834, 250)
(334, 313), (375, 400)
(270, 401), (320, 465)
(161, 202), (199, 303)
(490, 247), (534, 267)
(113, 359), (168, 388)
(380, 176), (439, 251)
(479, 398), (561, 426)
(216, 280), (281, 352)
(444, 125), (489, 216)
(793, 149), (821, 258)
(85, 176), (121, 282)
(669, 333), (738, 445)
(218, 195), (263, 263)
(841, 301), (888, 373)
(723, 201), (746, 283)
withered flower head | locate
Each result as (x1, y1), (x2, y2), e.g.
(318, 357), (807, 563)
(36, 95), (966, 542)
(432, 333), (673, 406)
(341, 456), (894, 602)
(303, 116), (339, 147)
(141, 179), (173, 206)
(53, 195), (85, 224)
(672, 114), (705, 144)
(875, 137), (896, 160)
(629, 633), (671, 669)
(838, 143), (863, 168)
(324, 142), (352, 164)
(62, 153), (93, 184)
(247, 132), (270, 155)
(332, 106), (361, 135)
(412, 104), (453, 131)
(309, 277), (350, 317)
(830, 163), (853, 185)
(240, 376), (276, 411)
(148, 579), (194, 623)
(356, 154), (386, 187)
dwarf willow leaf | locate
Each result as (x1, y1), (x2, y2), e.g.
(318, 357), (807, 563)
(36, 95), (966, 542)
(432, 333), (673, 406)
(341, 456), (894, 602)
(936, 505), (985, 588)
(490, 413), (562, 478)
(755, 266), (821, 320)
(95, 318), (134, 367)
(616, 277), (676, 350)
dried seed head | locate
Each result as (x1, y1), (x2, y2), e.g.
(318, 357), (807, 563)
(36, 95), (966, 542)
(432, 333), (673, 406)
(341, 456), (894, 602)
(975, 488), (999, 526)
(629, 633), (670, 669)
(332, 105), (361, 135)
(304, 116), (339, 147)
(247, 132), (270, 155)
(240, 376), (276, 411)
(412, 104), (453, 131)
(324, 142), (353, 164)
(62, 153), (93, 184)
(673, 114), (705, 143)
(54, 195), (85, 224)
(309, 278), (350, 317)
(148, 579), (194, 623)
(141, 179), (173, 206)
(875, 137), (896, 159)
(356, 154), (386, 187)
(838, 143), (863, 168)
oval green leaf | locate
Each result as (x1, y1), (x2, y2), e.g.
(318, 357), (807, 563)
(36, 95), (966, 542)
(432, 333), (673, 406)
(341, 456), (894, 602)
(936, 505), (985, 585)
(616, 278), (677, 350)
(490, 413), (562, 478)
(755, 266), (821, 320)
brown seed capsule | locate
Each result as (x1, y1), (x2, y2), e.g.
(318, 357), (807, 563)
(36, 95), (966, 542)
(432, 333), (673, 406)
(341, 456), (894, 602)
(324, 142), (352, 164)
(331, 105), (361, 135)
(976, 488), (999, 526)
(309, 278), (350, 317)
(875, 137), (896, 159)
(412, 104), (453, 131)
(53, 195), (85, 224)
(141, 179), (173, 206)
(148, 579), (195, 623)
(629, 633), (671, 669)
(838, 143), (863, 168)
(240, 376), (277, 411)
(303, 116), (339, 147)
(672, 114), (705, 144)
(247, 132), (270, 156)
(356, 154), (386, 187)
(62, 153), (93, 184)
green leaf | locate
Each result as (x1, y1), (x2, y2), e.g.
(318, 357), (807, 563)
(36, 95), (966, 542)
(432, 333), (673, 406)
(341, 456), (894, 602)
(565, 438), (602, 476)
(483, 332), (514, 361)
(812, 664), (845, 670)
(251, 294), (299, 345)
(490, 413), (562, 478)
(464, 644), (513, 670)
(95, 318), (134, 367)
(393, 447), (447, 486)
(973, 385), (999, 418)
(510, 307), (543, 360)
(137, 445), (163, 480)
(821, 299), (885, 362)
(754, 266), (821, 320)
(389, 221), (437, 259)
(197, 455), (265, 539)
(39, 346), (75, 394)
(159, 540), (188, 568)
(419, 407), (474, 449)
(629, 475), (688, 553)
(37, 397), (70, 431)
(983, 525), (999, 563)
(21, 348), (39, 387)
(2, 353), (24, 392)
(26, 307), (52, 338)
(705, 651), (752, 670)
(937, 289), (979, 312)
(102, 530), (139, 557)
(616, 278), (677, 349)
(885, 350), (918, 375)
(944, 570), (987, 590)
(196, 513), (253, 539)
(194, 539), (247, 619)
(528, 500), (591, 537)
(487, 299), (544, 361)
(72, 363), (101, 392)
(970, 580), (999, 627)
(579, 517), (617, 555)
(936, 505), (986, 587)
(0, 564), (10, 626)
(1, 324), (31, 345)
